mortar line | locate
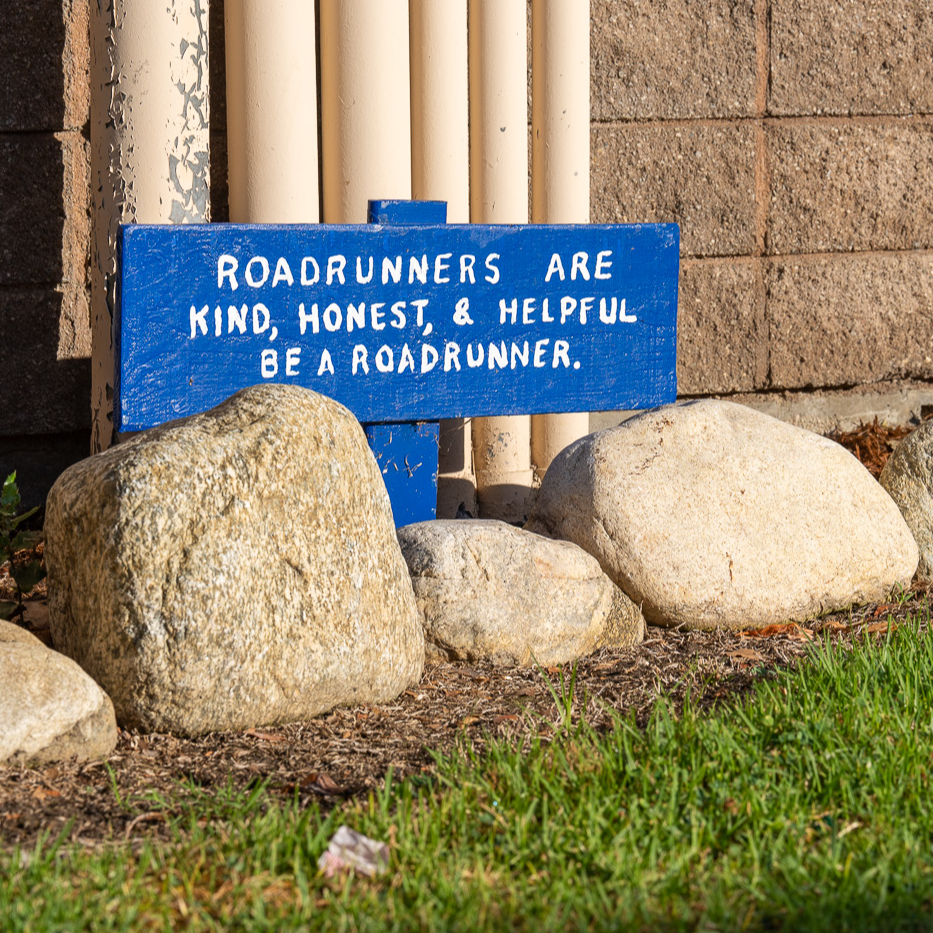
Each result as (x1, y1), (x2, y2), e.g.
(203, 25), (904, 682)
(591, 113), (933, 130)
(681, 248), (933, 267)
(754, 0), (773, 388)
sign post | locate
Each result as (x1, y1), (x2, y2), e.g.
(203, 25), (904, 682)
(115, 201), (679, 523)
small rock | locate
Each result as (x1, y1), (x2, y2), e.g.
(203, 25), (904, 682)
(526, 399), (918, 630)
(880, 419), (933, 582)
(398, 519), (644, 666)
(45, 385), (424, 735)
(0, 620), (117, 766)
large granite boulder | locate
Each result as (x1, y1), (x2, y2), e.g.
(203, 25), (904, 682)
(45, 385), (424, 735)
(398, 520), (644, 666)
(1, 621), (117, 766)
(880, 419), (933, 582)
(526, 400), (918, 631)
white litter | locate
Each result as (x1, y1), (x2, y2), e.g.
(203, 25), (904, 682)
(317, 825), (390, 878)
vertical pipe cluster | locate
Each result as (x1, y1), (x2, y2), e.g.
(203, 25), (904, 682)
(92, 1), (591, 518)
(468, 0), (534, 523)
(90, 0), (210, 452)
(225, 0), (319, 224)
(410, 0), (475, 519)
(320, 0), (412, 224)
(530, 0), (592, 480)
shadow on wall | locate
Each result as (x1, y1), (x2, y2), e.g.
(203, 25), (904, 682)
(0, 0), (92, 505)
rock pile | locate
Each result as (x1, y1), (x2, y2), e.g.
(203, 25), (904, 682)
(398, 519), (644, 667)
(3, 393), (929, 767)
(881, 419), (933, 584)
(526, 400), (918, 630)
(43, 385), (424, 736)
(0, 620), (117, 766)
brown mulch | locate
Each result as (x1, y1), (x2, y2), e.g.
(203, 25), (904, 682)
(828, 416), (915, 478)
(0, 418), (927, 852)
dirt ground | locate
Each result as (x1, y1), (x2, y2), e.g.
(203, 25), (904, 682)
(0, 419), (924, 852)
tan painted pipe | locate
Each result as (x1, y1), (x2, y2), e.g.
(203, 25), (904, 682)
(225, 0), (319, 223)
(320, 0), (412, 224)
(469, 0), (533, 523)
(90, 0), (210, 452)
(530, 0), (591, 480)
(410, 0), (468, 223)
(410, 0), (474, 518)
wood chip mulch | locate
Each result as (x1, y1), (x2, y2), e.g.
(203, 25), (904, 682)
(0, 418), (927, 852)
(828, 416), (915, 478)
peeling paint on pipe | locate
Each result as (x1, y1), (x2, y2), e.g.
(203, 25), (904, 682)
(90, 0), (210, 452)
(530, 0), (591, 479)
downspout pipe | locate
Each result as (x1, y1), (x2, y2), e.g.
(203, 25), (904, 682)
(469, 0), (533, 523)
(225, 0), (320, 223)
(530, 0), (592, 480)
(410, 0), (474, 518)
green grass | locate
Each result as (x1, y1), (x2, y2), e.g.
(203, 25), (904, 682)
(5, 615), (933, 931)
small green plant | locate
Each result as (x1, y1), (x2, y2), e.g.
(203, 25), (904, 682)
(0, 471), (45, 621)
(536, 658), (580, 733)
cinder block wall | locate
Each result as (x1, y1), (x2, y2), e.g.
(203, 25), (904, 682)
(2, 0), (932, 502)
(590, 0), (933, 399)
(0, 0), (92, 504)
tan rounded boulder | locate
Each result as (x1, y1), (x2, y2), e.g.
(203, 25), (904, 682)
(45, 385), (424, 735)
(398, 519), (644, 666)
(526, 400), (918, 631)
(880, 419), (933, 583)
(1, 621), (117, 766)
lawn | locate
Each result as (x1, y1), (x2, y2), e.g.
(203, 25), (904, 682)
(3, 610), (933, 931)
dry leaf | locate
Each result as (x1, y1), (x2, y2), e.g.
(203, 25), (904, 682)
(728, 649), (763, 661)
(740, 623), (813, 640)
(124, 811), (167, 839)
(461, 715), (481, 726)
(872, 604), (899, 618)
(864, 621), (898, 634)
(245, 729), (285, 743)
(299, 772), (345, 796)
(31, 786), (60, 801)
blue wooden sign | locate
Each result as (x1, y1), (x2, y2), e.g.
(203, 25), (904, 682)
(114, 216), (679, 432)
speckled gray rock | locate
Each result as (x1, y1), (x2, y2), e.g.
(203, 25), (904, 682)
(526, 399), (918, 631)
(880, 420), (933, 582)
(45, 385), (424, 735)
(0, 620), (118, 766)
(397, 520), (644, 666)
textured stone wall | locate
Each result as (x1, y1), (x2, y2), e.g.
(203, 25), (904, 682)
(2, 0), (932, 499)
(591, 0), (933, 396)
(0, 0), (92, 502)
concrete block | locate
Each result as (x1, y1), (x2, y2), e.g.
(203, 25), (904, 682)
(677, 259), (767, 395)
(591, 123), (758, 258)
(766, 253), (933, 389)
(0, 131), (88, 289)
(1, 135), (65, 285)
(768, 122), (933, 255)
(770, 0), (933, 116)
(0, 431), (91, 510)
(0, 0), (65, 131)
(0, 290), (91, 435)
(591, 0), (757, 121)
(725, 381), (933, 435)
